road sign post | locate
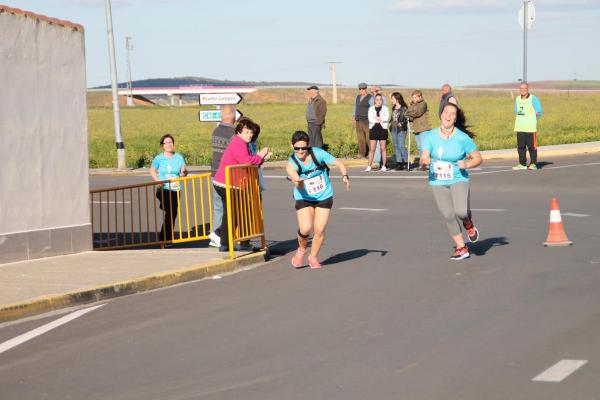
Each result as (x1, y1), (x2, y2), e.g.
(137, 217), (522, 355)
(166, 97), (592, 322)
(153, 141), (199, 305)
(518, 1), (535, 82)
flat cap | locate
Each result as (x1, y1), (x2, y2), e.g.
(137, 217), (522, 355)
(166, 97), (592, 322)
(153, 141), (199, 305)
(306, 85), (319, 90)
(358, 82), (368, 89)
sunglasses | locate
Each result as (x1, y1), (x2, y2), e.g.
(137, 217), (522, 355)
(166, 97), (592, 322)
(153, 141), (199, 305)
(293, 146), (309, 151)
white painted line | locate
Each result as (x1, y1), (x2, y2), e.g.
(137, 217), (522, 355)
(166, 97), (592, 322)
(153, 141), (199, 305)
(339, 207), (387, 212)
(562, 212), (591, 218)
(532, 359), (588, 382)
(471, 208), (507, 212)
(471, 162), (600, 176)
(264, 175), (426, 180)
(0, 304), (105, 355)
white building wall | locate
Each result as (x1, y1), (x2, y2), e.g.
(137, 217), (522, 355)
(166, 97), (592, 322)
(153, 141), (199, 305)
(0, 7), (91, 263)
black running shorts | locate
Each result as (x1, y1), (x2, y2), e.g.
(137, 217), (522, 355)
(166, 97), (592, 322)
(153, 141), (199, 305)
(294, 197), (334, 210)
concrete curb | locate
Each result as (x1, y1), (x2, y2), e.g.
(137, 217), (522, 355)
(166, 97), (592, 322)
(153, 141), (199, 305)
(89, 143), (600, 176)
(0, 251), (267, 323)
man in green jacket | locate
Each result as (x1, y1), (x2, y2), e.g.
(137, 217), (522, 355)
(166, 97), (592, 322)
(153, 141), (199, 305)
(513, 82), (543, 170)
(406, 90), (431, 168)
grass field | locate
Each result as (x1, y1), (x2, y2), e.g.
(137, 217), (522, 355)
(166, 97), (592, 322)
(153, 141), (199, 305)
(88, 89), (600, 168)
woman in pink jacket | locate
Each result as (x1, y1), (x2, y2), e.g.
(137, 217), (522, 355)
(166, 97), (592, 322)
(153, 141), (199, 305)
(213, 118), (272, 251)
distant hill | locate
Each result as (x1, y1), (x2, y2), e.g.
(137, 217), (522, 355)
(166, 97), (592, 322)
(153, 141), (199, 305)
(467, 80), (600, 90)
(93, 76), (326, 89)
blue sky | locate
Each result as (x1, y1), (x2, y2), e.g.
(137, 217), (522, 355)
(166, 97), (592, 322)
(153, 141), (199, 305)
(12, 0), (600, 88)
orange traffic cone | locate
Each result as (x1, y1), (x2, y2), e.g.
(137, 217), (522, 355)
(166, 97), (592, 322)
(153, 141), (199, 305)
(544, 198), (573, 247)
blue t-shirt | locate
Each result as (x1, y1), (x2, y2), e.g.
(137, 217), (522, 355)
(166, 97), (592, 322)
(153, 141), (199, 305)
(421, 128), (477, 186)
(289, 147), (336, 201)
(151, 152), (186, 190)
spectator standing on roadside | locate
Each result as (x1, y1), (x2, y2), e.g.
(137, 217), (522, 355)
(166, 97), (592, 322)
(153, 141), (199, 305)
(208, 105), (236, 247)
(213, 118), (272, 252)
(389, 92), (409, 170)
(405, 90), (431, 168)
(438, 83), (458, 117)
(512, 81), (543, 170)
(366, 94), (390, 172)
(352, 82), (372, 158)
(150, 134), (188, 244)
(306, 85), (327, 149)
(369, 85), (387, 167)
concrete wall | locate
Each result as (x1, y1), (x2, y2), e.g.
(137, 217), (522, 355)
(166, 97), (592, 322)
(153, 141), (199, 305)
(0, 6), (91, 263)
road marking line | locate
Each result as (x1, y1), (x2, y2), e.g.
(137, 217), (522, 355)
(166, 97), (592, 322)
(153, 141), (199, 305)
(562, 212), (591, 218)
(265, 162), (600, 179)
(339, 207), (387, 212)
(471, 162), (600, 176)
(264, 175), (426, 179)
(472, 208), (507, 212)
(532, 359), (588, 382)
(0, 304), (105, 355)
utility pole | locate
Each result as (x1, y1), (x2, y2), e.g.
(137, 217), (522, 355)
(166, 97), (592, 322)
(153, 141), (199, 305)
(327, 62), (341, 104)
(104, 0), (126, 169)
(523, 0), (528, 82)
(125, 36), (133, 107)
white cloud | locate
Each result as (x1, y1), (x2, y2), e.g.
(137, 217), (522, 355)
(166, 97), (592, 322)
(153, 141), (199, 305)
(387, 0), (600, 13)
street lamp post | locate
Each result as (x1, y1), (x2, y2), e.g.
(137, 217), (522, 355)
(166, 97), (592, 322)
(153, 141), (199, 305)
(104, 0), (126, 169)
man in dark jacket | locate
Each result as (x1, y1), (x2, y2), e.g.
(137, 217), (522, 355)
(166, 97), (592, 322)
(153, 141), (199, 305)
(208, 105), (236, 247)
(352, 82), (372, 158)
(438, 83), (458, 117)
(306, 85), (327, 148)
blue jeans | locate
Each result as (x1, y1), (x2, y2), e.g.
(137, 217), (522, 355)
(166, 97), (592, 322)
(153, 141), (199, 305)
(414, 133), (424, 159)
(211, 180), (223, 234)
(391, 128), (408, 163)
(373, 143), (381, 165)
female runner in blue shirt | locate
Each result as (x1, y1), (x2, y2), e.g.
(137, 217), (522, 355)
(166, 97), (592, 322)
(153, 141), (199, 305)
(420, 103), (482, 260)
(286, 131), (350, 269)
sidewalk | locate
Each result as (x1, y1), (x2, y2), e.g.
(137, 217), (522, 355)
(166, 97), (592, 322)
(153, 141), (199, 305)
(0, 247), (267, 323)
(89, 141), (600, 176)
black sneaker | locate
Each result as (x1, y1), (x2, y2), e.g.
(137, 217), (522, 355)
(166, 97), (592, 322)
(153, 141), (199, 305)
(450, 246), (470, 261)
(463, 222), (479, 243)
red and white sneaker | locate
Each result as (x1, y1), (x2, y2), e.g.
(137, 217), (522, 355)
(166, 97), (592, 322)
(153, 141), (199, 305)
(450, 246), (470, 261)
(463, 222), (479, 243)
(291, 247), (307, 268)
(308, 255), (322, 269)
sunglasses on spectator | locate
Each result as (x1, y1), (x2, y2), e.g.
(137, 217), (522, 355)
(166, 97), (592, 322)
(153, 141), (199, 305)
(293, 146), (309, 151)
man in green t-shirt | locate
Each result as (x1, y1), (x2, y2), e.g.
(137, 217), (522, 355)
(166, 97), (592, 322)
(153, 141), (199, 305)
(513, 82), (543, 170)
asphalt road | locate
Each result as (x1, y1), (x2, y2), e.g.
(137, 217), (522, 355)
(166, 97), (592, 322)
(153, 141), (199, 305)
(1, 154), (599, 399)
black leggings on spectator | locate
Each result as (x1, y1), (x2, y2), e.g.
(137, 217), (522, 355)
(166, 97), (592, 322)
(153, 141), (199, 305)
(156, 188), (180, 241)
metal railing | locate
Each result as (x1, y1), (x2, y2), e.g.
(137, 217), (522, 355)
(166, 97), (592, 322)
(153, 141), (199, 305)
(224, 165), (267, 259)
(90, 173), (213, 250)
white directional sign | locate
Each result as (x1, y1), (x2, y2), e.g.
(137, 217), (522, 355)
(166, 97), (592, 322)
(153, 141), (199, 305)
(198, 109), (243, 122)
(199, 93), (242, 105)
(518, 1), (535, 30)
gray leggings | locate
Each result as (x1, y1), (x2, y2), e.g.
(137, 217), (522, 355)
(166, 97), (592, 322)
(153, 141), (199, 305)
(431, 182), (472, 236)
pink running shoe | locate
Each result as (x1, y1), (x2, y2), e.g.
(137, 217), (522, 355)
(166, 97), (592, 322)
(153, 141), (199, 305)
(291, 247), (307, 268)
(308, 255), (322, 269)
